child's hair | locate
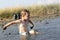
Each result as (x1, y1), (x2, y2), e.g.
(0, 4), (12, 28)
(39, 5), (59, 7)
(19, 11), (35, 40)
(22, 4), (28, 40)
(21, 9), (30, 17)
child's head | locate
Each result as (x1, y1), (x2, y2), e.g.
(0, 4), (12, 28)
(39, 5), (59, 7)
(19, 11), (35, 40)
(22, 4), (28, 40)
(21, 9), (30, 20)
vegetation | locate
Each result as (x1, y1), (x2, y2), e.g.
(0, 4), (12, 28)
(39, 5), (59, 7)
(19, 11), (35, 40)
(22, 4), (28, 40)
(0, 4), (60, 20)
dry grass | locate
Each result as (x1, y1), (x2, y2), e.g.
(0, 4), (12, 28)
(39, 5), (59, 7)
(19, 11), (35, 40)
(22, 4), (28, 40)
(0, 4), (60, 20)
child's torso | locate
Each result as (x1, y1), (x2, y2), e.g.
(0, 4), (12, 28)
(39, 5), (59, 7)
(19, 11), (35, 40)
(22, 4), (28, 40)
(18, 20), (29, 33)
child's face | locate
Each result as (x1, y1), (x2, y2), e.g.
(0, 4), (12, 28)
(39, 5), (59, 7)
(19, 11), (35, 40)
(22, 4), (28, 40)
(23, 13), (30, 20)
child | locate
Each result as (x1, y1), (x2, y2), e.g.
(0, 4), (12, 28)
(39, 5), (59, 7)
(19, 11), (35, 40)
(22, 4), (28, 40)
(3, 9), (34, 36)
(14, 12), (21, 20)
(13, 13), (21, 20)
(17, 13), (21, 19)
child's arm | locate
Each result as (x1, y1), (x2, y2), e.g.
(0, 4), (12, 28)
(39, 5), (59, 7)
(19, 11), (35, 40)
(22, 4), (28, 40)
(3, 19), (21, 30)
(29, 20), (34, 29)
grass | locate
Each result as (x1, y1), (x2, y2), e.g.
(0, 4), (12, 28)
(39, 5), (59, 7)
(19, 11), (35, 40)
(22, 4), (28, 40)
(0, 4), (60, 21)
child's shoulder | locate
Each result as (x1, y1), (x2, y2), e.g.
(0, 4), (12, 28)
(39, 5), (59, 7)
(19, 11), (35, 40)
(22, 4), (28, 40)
(17, 19), (22, 21)
(14, 19), (22, 22)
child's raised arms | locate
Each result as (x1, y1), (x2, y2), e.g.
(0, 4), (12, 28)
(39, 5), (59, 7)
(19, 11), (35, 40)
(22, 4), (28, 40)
(3, 19), (21, 30)
(29, 20), (34, 29)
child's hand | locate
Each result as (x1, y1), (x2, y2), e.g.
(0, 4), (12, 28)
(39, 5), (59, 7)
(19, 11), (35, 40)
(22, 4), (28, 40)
(3, 27), (7, 30)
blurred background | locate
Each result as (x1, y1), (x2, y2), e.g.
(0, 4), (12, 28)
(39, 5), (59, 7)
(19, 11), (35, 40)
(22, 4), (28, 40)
(0, 0), (60, 21)
(0, 0), (60, 40)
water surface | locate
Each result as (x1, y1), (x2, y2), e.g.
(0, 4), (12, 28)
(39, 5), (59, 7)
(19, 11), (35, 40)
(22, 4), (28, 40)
(0, 18), (60, 40)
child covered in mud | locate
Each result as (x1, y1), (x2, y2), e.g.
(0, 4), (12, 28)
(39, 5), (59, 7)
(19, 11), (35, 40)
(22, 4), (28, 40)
(3, 9), (38, 36)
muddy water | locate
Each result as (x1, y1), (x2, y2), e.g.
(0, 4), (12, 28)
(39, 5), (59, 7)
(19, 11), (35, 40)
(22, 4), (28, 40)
(0, 18), (60, 40)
